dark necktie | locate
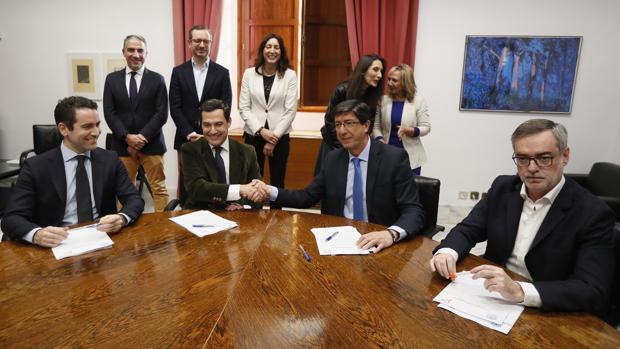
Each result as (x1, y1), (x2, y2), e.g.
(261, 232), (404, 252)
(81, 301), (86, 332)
(129, 71), (138, 103)
(214, 147), (227, 184)
(75, 155), (94, 223)
(352, 157), (365, 221)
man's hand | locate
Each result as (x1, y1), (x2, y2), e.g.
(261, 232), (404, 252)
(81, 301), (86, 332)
(96, 214), (126, 233)
(470, 265), (525, 303)
(259, 128), (279, 144)
(126, 134), (147, 150)
(251, 179), (272, 198)
(356, 230), (393, 253)
(240, 183), (265, 203)
(33, 226), (69, 248)
(263, 142), (275, 157)
(225, 203), (244, 211)
(188, 132), (203, 142)
(429, 253), (457, 280)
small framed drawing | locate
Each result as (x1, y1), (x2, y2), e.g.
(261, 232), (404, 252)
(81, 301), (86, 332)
(102, 53), (126, 75)
(67, 53), (101, 100)
(459, 36), (582, 113)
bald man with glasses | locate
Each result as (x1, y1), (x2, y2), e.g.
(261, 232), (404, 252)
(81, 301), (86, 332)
(430, 119), (615, 318)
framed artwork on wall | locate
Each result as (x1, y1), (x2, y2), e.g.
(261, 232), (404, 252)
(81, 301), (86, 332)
(67, 53), (101, 100)
(459, 36), (582, 113)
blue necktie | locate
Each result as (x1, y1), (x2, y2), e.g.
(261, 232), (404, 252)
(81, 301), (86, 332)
(352, 157), (365, 221)
(129, 71), (138, 103)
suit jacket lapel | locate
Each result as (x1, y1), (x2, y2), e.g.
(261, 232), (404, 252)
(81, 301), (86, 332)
(331, 149), (349, 216)
(266, 73), (280, 109)
(202, 141), (220, 183)
(501, 185), (524, 260)
(183, 62), (200, 103)
(200, 63), (216, 103)
(365, 140), (381, 214)
(90, 149), (104, 212)
(51, 148), (67, 205)
(133, 68), (148, 109)
(228, 140), (242, 184)
(529, 182), (572, 251)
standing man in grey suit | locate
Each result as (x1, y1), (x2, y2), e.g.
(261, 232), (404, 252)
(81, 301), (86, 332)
(103, 35), (169, 211)
(169, 25), (233, 206)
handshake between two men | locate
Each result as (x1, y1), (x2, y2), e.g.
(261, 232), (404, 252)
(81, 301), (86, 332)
(225, 180), (271, 211)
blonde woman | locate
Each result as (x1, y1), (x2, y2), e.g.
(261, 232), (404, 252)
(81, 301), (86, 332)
(373, 64), (430, 175)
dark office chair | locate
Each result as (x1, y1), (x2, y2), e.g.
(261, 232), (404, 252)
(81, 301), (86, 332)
(566, 162), (620, 222)
(604, 223), (620, 326)
(414, 175), (445, 238)
(163, 172), (184, 211)
(19, 125), (63, 166)
(105, 133), (152, 198)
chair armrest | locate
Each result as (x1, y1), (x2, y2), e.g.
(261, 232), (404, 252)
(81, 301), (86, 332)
(19, 149), (34, 167)
(164, 199), (180, 211)
(599, 196), (620, 221)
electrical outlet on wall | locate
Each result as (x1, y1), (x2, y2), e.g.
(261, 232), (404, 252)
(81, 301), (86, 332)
(470, 191), (480, 200)
(458, 192), (468, 200)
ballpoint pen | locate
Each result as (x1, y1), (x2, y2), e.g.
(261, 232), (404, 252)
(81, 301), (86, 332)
(298, 244), (311, 262)
(192, 224), (215, 228)
(325, 231), (339, 242)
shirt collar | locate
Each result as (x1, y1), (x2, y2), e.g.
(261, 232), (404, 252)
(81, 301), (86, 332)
(125, 65), (145, 76)
(60, 141), (91, 162)
(192, 57), (210, 70)
(209, 137), (230, 153)
(348, 137), (371, 162)
(520, 175), (566, 204)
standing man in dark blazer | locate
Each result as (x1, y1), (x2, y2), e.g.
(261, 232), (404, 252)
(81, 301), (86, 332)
(181, 99), (263, 210)
(103, 35), (169, 211)
(1, 96), (144, 247)
(430, 119), (615, 317)
(169, 25), (233, 206)
(256, 99), (425, 253)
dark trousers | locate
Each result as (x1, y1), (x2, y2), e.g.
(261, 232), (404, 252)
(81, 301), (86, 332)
(244, 132), (290, 209)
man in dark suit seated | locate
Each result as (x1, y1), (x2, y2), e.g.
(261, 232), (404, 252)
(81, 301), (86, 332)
(430, 119), (615, 317)
(103, 34), (169, 211)
(255, 99), (425, 252)
(181, 99), (263, 210)
(1, 96), (144, 248)
(169, 25), (232, 205)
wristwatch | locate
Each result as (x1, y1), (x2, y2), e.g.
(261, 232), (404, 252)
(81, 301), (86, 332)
(387, 229), (398, 243)
(255, 127), (264, 137)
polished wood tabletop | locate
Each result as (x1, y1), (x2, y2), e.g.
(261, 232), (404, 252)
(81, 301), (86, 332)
(1, 210), (618, 348)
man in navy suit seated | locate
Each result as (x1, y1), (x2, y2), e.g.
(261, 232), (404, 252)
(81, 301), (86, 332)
(1, 96), (144, 247)
(430, 119), (615, 317)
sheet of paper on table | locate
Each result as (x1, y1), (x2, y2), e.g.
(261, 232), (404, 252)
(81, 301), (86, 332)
(310, 226), (374, 255)
(169, 210), (238, 237)
(52, 226), (114, 260)
(433, 271), (524, 334)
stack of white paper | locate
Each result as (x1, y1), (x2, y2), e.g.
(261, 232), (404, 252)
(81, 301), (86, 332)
(169, 210), (238, 237)
(52, 226), (114, 260)
(433, 271), (524, 334)
(310, 226), (374, 255)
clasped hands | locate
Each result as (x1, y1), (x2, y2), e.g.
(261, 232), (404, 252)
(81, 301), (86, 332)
(126, 133), (148, 159)
(429, 253), (525, 303)
(32, 214), (126, 248)
(259, 128), (278, 157)
(239, 179), (272, 204)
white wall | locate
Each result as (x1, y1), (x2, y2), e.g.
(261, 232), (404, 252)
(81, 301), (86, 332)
(1, 0), (618, 205)
(415, 0), (620, 205)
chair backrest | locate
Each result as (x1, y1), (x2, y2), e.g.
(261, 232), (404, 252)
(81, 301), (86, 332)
(413, 175), (441, 237)
(607, 223), (620, 326)
(587, 162), (620, 197)
(33, 124), (62, 155)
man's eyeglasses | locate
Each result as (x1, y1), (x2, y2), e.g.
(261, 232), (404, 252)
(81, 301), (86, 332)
(334, 120), (361, 129)
(512, 153), (559, 168)
(191, 39), (212, 45)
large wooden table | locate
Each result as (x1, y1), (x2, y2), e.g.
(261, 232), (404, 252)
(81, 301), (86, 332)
(1, 210), (618, 348)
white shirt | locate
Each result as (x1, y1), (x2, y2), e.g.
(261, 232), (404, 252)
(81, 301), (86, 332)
(192, 57), (210, 101)
(208, 137), (241, 201)
(436, 176), (567, 307)
(125, 66), (145, 96)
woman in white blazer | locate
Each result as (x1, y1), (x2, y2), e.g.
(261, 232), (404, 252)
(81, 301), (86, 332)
(239, 33), (298, 207)
(373, 64), (430, 175)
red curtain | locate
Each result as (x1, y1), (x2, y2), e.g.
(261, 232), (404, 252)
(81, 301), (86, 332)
(172, 0), (223, 65)
(345, 0), (420, 70)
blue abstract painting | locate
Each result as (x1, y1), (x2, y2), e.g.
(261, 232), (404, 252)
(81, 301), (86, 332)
(459, 36), (582, 113)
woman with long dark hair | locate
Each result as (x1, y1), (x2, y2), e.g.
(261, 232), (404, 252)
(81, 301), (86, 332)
(239, 33), (297, 208)
(315, 54), (385, 174)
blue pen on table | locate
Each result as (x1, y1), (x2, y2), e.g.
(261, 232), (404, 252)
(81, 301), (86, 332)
(192, 224), (215, 228)
(298, 244), (311, 262)
(325, 230), (339, 242)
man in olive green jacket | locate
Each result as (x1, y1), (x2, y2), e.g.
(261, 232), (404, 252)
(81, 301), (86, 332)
(181, 99), (264, 210)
